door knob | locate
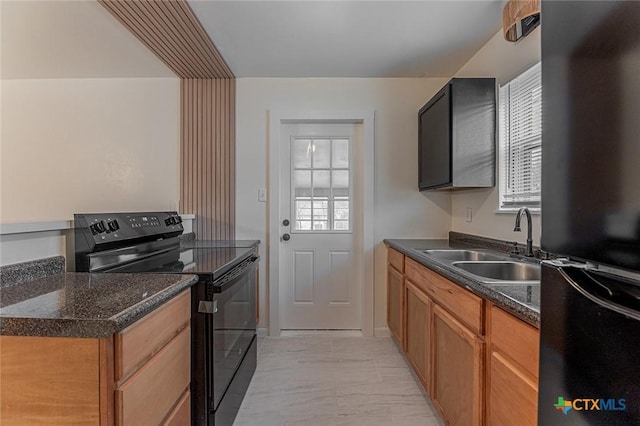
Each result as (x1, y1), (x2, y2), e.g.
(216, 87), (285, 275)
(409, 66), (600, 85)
(282, 233), (291, 241)
(282, 219), (290, 226)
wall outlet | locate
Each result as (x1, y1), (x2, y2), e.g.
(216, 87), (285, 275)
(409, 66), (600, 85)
(465, 207), (473, 223)
(258, 188), (267, 202)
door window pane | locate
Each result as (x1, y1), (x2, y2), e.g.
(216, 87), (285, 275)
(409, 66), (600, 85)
(312, 170), (331, 196)
(312, 139), (331, 168)
(333, 197), (350, 230)
(292, 137), (351, 232)
(332, 170), (349, 189)
(312, 199), (328, 230)
(293, 139), (312, 168)
(332, 139), (349, 168)
(294, 170), (312, 197)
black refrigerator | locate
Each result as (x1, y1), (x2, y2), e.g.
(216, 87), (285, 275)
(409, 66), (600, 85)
(539, 1), (640, 425)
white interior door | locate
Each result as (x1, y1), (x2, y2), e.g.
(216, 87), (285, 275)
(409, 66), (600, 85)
(279, 123), (362, 329)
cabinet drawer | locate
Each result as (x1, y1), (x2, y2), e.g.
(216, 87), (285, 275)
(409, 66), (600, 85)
(388, 247), (404, 273)
(115, 290), (191, 382)
(490, 305), (539, 378)
(116, 326), (190, 426)
(163, 390), (190, 426)
(406, 258), (483, 334)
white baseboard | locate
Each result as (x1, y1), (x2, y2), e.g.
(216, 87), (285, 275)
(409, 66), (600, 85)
(258, 327), (390, 338)
(374, 326), (391, 337)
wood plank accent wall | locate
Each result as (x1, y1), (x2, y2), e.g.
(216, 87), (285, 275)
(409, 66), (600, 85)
(181, 79), (235, 240)
(98, 0), (233, 79)
(99, 0), (236, 239)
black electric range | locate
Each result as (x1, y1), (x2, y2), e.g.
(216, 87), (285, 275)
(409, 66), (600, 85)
(74, 212), (259, 426)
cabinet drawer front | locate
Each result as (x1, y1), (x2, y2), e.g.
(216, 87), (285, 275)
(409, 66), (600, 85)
(489, 352), (538, 426)
(388, 247), (404, 272)
(490, 305), (539, 378)
(116, 326), (191, 426)
(116, 290), (191, 382)
(406, 258), (483, 334)
(163, 390), (190, 426)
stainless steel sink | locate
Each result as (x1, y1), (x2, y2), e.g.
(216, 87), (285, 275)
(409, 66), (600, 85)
(452, 261), (541, 282)
(420, 249), (504, 262)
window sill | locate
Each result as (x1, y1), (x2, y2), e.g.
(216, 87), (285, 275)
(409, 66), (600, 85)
(494, 208), (541, 215)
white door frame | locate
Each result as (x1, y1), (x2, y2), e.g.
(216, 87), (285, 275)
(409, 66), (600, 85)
(268, 110), (375, 337)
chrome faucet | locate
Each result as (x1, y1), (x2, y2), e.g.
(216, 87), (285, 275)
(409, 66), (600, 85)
(514, 207), (534, 257)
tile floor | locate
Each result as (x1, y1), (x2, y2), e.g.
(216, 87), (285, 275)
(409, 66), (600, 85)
(234, 331), (444, 426)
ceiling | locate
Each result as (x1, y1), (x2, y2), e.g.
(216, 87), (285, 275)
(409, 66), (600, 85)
(188, 0), (507, 78)
(1, 0), (507, 80)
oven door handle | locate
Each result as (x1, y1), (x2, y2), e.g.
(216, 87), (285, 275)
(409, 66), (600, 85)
(198, 300), (218, 314)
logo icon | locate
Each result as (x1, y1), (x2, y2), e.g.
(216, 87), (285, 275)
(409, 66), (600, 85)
(554, 397), (627, 415)
(555, 397), (573, 415)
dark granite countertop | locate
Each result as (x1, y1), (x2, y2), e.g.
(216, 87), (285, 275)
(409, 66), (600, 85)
(0, 273), (198, 338)
(384, 238), (540, 328)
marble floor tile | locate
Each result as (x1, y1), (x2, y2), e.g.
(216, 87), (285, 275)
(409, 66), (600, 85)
(234, 333), (444, 426)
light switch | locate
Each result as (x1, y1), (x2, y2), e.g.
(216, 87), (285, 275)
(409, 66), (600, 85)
(258, 188), (267, 202)
(465, 207), (473, 223)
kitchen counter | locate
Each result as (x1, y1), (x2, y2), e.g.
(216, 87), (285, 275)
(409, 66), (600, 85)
(385, 238), (540, 327)
(0, 272), (198, 338)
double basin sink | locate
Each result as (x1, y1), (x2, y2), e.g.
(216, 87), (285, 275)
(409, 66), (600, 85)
(417, 249), (541, 286)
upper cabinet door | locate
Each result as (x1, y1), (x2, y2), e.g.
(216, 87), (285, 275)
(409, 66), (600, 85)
(419, 87), (451, 190)
(418, 78), (496, 191)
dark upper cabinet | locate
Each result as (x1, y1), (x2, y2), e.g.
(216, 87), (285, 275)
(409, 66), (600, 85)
(418, 78), (496, 191)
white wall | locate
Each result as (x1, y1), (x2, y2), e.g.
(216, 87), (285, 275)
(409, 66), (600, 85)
(451, 28), (542, 245)
(235, 78), (452, 331)
(1, 0), (176, 79)
(1, 78), (180, 222)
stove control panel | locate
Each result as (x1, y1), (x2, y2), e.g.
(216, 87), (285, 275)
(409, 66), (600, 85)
(74, 211), (184, 247)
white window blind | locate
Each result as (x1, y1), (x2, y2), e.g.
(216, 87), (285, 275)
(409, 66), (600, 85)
(499, 62), (542, 209)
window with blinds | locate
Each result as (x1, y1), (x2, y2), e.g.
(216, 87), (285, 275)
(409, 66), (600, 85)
(499, 62), (542, 210)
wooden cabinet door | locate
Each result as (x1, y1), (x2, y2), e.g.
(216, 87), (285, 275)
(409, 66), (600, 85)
(405, 281), (431, 392)
(488, 352), (537, 426)
(387, 264), (405, 348)
(433, 305), (483, 426)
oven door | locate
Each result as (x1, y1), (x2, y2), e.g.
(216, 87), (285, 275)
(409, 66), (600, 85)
(192, 255), (258, 426)
(211, 257), (257, 411)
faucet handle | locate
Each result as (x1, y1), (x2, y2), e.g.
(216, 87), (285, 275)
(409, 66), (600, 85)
(510, 241), (521, 255)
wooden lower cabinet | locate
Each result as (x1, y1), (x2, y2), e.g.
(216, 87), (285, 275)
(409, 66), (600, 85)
(432, 305), (484, 426)
(384, 244), (541, 426)
(486, 304), (539, 426)
(387, 263), (405, 348)
(115, 292), (191, 426)
(0, 290), (191, 425)
(405, 280), (431, 391)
